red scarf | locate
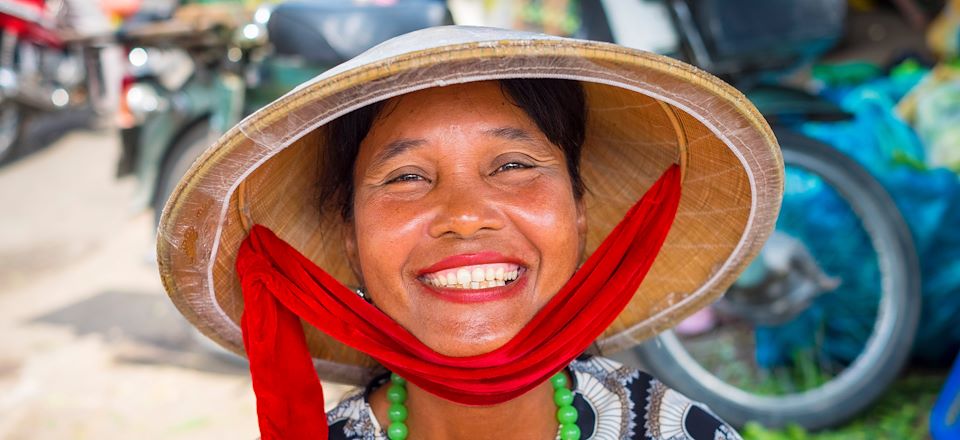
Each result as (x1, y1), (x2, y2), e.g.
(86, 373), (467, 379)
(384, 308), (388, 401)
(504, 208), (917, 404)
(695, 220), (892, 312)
(236, 164), (682, 439)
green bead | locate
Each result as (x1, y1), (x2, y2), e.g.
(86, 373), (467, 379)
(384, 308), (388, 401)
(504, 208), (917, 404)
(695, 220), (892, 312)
(553, 388), (574, 407)
(559, 422), (581, 440)
(550, 372), (568, 389)
(556, 405), (578, 424)
(386, 384), (408, 403)
(391, 373), (407, 386)
(387, 403), (408, 422)
(387, 422), (409, 440)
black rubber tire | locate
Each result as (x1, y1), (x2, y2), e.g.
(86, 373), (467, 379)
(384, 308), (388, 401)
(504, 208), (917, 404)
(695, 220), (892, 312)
(0, 102), (23, 165)
(624, 129), (921, 430)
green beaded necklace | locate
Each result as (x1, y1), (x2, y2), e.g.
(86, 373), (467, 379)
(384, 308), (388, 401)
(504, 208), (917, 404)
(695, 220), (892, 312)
(384, 371), (580, 440)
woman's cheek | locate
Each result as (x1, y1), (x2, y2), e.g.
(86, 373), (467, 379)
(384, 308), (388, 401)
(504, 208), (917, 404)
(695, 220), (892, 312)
(354, 202), (423, 307)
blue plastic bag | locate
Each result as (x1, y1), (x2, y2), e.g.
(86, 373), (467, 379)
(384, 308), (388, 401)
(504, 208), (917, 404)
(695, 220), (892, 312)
(757, 69), (960, 366)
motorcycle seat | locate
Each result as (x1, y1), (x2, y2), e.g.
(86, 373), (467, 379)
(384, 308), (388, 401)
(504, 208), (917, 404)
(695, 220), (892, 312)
(268, 0), (449, 65)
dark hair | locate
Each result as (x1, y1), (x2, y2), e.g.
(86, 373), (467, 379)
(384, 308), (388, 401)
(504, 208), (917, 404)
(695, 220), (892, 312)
(320, 79), (587, 220)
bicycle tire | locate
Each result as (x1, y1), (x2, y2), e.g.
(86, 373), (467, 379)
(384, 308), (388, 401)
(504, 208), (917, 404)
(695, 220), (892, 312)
(0, 101), (23, 164)
(624, 129), (921, 430)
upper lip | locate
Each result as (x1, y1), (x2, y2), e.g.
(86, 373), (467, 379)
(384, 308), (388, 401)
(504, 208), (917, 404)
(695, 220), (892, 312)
(417, 252), (525, 276)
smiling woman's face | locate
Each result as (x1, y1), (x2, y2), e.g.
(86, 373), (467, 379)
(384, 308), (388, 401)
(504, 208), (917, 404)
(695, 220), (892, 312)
(345, 81), (587, 357)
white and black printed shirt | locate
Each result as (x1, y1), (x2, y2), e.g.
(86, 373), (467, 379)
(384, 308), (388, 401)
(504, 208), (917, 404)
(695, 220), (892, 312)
(326, 355), (741, 440)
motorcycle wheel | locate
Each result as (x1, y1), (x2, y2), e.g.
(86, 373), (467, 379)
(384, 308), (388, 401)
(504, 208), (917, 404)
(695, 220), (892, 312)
(0, 102), (22, 164)
(622, 129), (921, 430)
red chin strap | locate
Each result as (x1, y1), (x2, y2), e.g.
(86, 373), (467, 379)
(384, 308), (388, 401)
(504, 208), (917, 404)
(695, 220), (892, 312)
(236, 164), (682, 439)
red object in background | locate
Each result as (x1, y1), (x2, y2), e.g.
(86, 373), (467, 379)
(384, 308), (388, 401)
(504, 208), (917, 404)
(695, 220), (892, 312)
(116, 74), (136, 129)
(0, 0), (62, 47)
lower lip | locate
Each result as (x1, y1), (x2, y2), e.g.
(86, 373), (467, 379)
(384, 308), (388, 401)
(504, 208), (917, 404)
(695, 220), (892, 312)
(420, 273), (529, 304)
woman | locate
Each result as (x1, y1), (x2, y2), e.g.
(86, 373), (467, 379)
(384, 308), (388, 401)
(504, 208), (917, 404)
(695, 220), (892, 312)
(157, 27), (783, 440)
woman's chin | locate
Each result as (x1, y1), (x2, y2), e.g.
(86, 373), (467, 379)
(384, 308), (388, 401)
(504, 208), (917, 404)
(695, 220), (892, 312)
(392, 278), (535, 356)
(422, 334), (516, 358)
(413, 314), (525, 357)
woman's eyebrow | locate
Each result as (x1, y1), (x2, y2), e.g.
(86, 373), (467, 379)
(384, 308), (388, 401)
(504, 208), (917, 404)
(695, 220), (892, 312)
(484, 127), (556, 156)
(370, 138), (426, 167)
(484, 126), (536, 143)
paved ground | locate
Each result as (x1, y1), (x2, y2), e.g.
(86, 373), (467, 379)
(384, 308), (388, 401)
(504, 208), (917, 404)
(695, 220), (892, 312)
(0, 114), (348, 439)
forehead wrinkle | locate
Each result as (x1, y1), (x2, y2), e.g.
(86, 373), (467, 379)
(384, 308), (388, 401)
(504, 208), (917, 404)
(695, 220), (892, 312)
(369, 138), (427, 169)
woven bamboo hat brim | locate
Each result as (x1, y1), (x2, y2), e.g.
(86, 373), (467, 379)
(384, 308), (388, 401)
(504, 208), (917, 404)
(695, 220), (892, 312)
(157, 26), (783, 385)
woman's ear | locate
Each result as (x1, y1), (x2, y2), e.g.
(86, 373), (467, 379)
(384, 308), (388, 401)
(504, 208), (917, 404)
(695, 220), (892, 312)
(342, 221), (364, 283)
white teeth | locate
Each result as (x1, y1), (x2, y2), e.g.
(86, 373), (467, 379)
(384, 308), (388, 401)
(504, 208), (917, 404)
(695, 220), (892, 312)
(432, 277), (509, 289)
(424, 264), (522, 290)
(457, 269), (471, 286)
(426, 275), (507, 289)
(471, 268), (485, 283)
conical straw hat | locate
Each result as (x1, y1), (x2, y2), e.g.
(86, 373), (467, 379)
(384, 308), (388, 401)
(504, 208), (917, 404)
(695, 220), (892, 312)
(157, 26), (783, 385)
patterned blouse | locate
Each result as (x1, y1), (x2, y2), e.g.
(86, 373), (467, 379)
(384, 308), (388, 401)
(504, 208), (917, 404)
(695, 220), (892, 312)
(327, 355), (742, 439)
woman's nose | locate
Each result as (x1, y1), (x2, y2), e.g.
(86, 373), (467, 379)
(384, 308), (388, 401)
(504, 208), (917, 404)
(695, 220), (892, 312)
(427, 180), (506, 239)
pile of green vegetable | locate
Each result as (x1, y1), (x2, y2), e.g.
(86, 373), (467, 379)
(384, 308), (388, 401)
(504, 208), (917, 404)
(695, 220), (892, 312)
(741, 372), (945, 440)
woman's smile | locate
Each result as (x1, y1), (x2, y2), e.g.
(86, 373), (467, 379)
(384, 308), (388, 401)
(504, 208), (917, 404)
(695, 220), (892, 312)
(420, 262), (523, 290)
(419, 252), (523, 287)
(417, 253), (528, 303)
(344, 81), (586, 356)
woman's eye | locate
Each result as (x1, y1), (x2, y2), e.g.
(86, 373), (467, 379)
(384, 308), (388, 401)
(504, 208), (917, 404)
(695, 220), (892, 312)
(494, 162), (532, 173)
(386, 173), (426, 184)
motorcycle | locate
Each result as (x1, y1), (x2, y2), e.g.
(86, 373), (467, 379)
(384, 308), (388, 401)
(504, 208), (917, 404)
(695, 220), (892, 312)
(115, 0), (451, 223)
(0, 0), (117, 163)
(579, 0), (922, 430)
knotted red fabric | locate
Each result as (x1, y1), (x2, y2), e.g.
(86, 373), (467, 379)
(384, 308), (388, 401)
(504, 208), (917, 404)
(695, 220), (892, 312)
(236, 164), (682, 439)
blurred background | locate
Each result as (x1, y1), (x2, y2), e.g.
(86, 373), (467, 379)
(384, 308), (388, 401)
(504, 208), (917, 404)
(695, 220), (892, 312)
(2, 0), (960, 438)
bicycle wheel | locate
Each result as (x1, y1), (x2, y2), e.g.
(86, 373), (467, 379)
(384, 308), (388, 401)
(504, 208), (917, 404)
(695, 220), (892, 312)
(623, 129), (920, 430)
(0, 101), (22, 164)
